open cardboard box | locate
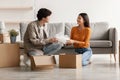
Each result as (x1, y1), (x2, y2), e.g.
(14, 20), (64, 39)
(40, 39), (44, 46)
(59, 54), (82, 68)
(30, 55), (56, 70)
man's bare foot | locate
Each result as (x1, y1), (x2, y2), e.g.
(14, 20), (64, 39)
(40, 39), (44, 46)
(88, 61), (92, 64)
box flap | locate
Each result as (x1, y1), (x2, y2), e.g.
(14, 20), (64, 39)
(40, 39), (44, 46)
(30, 55), (56, 70)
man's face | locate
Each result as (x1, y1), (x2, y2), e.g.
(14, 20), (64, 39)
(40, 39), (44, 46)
(43, 16), (50, 23)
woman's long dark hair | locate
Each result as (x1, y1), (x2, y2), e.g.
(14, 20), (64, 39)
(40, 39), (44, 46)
(79, 13), (90, 27)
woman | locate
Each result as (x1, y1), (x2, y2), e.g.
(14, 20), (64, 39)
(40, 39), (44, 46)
(24, 8), (62, 56)
(66, 13), (92, 66)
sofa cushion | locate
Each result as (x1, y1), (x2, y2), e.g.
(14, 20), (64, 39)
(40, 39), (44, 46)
(18, 40), (112, 48)
(47, 23), (65, 38)
(64, 40), (112, 49)
(90, 40), (112, 47)
(63, 45), (74, 49)
(65, 22), (109, 40)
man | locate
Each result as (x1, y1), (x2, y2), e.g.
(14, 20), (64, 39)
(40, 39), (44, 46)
(24, 8), (62, 56)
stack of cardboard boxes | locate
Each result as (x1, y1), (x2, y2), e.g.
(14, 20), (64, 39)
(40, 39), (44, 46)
(0, 43), (82, 70)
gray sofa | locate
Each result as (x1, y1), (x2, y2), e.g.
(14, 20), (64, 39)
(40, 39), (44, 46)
(19, 22), (118, 61)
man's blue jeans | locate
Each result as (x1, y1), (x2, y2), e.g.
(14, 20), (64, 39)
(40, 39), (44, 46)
(43, 42), (62, 55)
(28, 42), (62, 56)
(75, 47), (92, 66)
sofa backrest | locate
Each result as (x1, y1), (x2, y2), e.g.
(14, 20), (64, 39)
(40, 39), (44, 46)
(65, 22), (109, 40)
(90, 22), (109, 40)
(19, 22), (65, 40)
(47, 23), (65, 38)
(20, 22), (29, 41)
(20, 22), (109, 41)
(65, 23), (77, 36)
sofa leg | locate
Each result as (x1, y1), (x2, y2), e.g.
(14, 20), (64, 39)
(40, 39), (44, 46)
(113, 53), (116, 63)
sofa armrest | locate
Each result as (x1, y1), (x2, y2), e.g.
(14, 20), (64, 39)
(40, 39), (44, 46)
(109, 28), (118, 53)
(16, 41), (24, 49)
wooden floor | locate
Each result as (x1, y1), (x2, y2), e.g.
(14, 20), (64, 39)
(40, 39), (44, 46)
(0, 54), (119, 80)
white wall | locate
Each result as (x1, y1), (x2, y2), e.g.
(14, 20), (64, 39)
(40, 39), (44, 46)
(0, 0), (34, 42)
(0, 0), (34, 22)
(35, 0), (120, 38)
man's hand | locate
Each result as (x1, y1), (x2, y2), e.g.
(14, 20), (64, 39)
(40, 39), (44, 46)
(49, 38), (58, 43)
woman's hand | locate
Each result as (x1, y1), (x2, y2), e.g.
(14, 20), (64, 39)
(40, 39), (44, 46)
(66, 39), (80, 46)
(66, 39), (74, 45)
(49, 38), (58, 43)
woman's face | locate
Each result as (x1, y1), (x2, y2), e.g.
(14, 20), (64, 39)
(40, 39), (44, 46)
(77, 16), (84, 25)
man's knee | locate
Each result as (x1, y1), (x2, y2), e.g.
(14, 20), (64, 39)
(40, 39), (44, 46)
(53, 42), (63, 49)
(82, 61), (88, 66)
(28, 50), (44, 56)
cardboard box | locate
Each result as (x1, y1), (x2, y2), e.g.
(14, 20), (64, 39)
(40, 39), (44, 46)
(0, 43), (20, 67)
(59, 54), (82, 68)
(30, 55), (56, 70)
(0, 34), (3, 43)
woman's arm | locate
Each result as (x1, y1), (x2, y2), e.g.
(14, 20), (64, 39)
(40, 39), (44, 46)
(74, 28), (91, 47)
(66, 28), (74, 45)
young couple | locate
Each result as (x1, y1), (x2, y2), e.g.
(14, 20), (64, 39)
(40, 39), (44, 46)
(24, 8), (92, 66)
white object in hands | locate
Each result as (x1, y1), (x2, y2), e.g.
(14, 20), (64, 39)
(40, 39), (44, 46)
(55, 33), (69, 44)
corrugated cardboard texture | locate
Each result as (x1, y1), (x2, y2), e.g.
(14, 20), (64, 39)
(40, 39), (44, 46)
(0, 43), (20, 67)
(30, 55), (56, 70)
(0, 34), (3, 43)
(59, 54), (82, 68)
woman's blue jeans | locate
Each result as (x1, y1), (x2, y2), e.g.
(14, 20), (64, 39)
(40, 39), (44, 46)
(75, 47), (92, 66)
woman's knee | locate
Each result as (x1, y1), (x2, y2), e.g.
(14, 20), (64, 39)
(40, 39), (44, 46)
(89, 50), (93, 56)
(87, 48), (93, 55)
